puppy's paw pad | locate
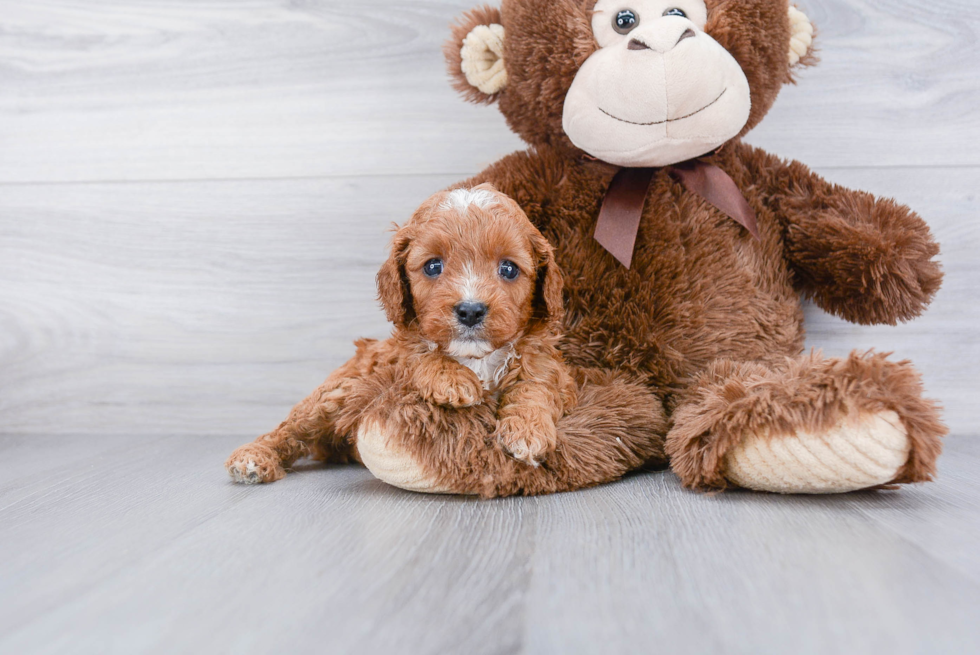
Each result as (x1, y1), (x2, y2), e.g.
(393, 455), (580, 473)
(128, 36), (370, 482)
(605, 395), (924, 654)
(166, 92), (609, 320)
(431, 382), (483, 408)
(496, 421), (554, 466)
(502, 439), (543, 467)
(225, 446), (285, 484)
(227, 459), (264, 484)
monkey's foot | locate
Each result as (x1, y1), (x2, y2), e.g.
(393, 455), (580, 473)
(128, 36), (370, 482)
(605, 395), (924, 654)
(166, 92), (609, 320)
(723, 410), (910, 494)
(666, 352), (946, 494)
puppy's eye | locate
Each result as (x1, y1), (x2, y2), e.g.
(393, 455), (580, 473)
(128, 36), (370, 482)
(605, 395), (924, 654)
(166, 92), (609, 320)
(498, 260), (520, 281)
(423, 258), (443, 278)
(613, 9), (639, 34)
(663, 8), (687, 18)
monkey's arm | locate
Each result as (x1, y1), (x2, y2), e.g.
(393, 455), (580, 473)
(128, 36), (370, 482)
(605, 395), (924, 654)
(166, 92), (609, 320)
(740, 143), (943, 325)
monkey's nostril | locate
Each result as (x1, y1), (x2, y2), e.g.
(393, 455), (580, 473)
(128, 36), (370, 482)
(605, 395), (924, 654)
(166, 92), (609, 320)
(627, 38), (650, 51)
(677, 28), (696, 45)
(455, 301), (488, 328)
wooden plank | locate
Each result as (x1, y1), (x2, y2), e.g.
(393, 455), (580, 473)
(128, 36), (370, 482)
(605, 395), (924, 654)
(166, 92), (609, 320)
(845, 436), (980, 589)
(0, 434), (533, 654)
(1, 166), (975, 438)
(0, 0), (524, 184)
(0, 174), (452, 437)
(749, 0), (980, 169)
(522, 444), (980, 654)
(0, 434), (978, 653)
(0, 0), (978, 185)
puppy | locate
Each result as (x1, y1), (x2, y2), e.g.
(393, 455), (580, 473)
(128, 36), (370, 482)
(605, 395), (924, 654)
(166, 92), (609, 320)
(226, 184), (578, 485)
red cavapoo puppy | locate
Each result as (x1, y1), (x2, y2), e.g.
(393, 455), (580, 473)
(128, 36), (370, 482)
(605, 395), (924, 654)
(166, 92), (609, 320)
(226, 184), (665, 497)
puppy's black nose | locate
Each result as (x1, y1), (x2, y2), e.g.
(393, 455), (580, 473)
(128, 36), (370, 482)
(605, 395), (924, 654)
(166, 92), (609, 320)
(454, 301), (487, 328)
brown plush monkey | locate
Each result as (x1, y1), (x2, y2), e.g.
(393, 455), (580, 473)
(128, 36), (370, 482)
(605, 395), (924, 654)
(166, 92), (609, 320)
(437, 0), (946, 493)
(229, 0), (946, 496)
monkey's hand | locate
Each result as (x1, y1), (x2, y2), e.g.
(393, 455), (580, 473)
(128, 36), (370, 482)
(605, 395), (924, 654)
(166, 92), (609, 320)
(753, 146), (943, 326)
(784, 199), (943, 325)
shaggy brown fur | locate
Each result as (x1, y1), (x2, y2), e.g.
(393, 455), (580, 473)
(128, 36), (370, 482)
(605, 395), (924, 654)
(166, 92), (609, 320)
(337, 356), (666, 497)
(441, 0), (946, 491)
(666, 351), (945, 491)
(226, 186), (667, 493)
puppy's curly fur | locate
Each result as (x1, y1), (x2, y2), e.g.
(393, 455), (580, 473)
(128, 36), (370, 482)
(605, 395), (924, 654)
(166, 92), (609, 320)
(226, 185), (667, 496)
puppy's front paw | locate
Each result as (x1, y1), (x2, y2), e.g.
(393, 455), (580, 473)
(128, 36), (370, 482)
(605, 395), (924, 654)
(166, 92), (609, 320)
(225, 444), (286, 484)
(425, 375), (484, 408)
(495, 416), (557, 467)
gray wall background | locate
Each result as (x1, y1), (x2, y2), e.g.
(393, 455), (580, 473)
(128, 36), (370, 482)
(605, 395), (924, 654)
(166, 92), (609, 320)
(1, 0), (977, 438)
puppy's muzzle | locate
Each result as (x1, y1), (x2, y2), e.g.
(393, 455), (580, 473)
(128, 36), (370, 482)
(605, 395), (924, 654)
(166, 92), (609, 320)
(454, 301), (487, 328)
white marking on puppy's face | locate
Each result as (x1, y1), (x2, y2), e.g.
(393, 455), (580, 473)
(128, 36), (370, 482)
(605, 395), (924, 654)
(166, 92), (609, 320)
(440, 188), (498, 214)
(456, 262), (481, 304)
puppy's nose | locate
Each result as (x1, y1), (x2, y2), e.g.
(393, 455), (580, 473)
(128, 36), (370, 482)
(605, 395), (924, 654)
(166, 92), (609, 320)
(454, 301), (487, 328)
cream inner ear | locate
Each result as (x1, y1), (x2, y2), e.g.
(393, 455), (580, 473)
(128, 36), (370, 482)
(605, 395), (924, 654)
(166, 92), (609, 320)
(788, 6), (814, 66)
(460, 24), (508, 95)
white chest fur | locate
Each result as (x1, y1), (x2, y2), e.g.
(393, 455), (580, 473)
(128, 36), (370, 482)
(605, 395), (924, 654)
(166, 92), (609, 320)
(452, 345), (516, 391)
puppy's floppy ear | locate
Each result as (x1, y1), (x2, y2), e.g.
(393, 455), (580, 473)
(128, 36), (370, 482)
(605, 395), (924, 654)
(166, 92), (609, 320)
(529, 231), (565, 331)
(376, 225), (415, 328)
(445, 5), (506, 104)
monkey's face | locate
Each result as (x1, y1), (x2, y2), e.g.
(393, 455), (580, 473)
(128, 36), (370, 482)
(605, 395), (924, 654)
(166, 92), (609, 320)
(562, 0), (752, 167)
(446, 0), (814, 166)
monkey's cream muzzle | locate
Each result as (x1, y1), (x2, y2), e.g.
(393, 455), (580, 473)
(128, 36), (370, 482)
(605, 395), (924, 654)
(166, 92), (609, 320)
(562, 15), (751, 168)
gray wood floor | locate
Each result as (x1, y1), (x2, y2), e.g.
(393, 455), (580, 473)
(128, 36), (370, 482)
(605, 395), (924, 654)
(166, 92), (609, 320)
(1, 1), (979, 653)
(1, 434), (979, 654)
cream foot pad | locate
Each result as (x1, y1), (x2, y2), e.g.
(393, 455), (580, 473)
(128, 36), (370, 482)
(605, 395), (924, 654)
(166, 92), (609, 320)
(356, 422), (452, 494)
(723, 410), (911, 494)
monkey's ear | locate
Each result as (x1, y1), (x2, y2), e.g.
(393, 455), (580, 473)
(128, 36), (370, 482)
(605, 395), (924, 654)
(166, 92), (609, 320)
(788, 5), (816, 69)
(376, 226), (415, 328)
(444, 6), (507, 104)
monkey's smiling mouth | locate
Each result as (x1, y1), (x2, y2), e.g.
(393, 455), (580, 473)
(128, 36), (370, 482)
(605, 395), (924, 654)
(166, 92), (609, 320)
(599, 89), (727, 126)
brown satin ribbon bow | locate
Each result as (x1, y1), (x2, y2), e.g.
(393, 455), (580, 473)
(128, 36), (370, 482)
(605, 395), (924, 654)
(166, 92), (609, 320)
(594, 159), (760, 268)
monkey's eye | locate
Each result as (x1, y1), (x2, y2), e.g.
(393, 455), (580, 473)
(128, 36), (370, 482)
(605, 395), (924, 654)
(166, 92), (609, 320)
(423, 258), (443, 278)
(663, 8), (687, 18)
(613, 9), (639, 34)
(498, 260), (520, 281)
